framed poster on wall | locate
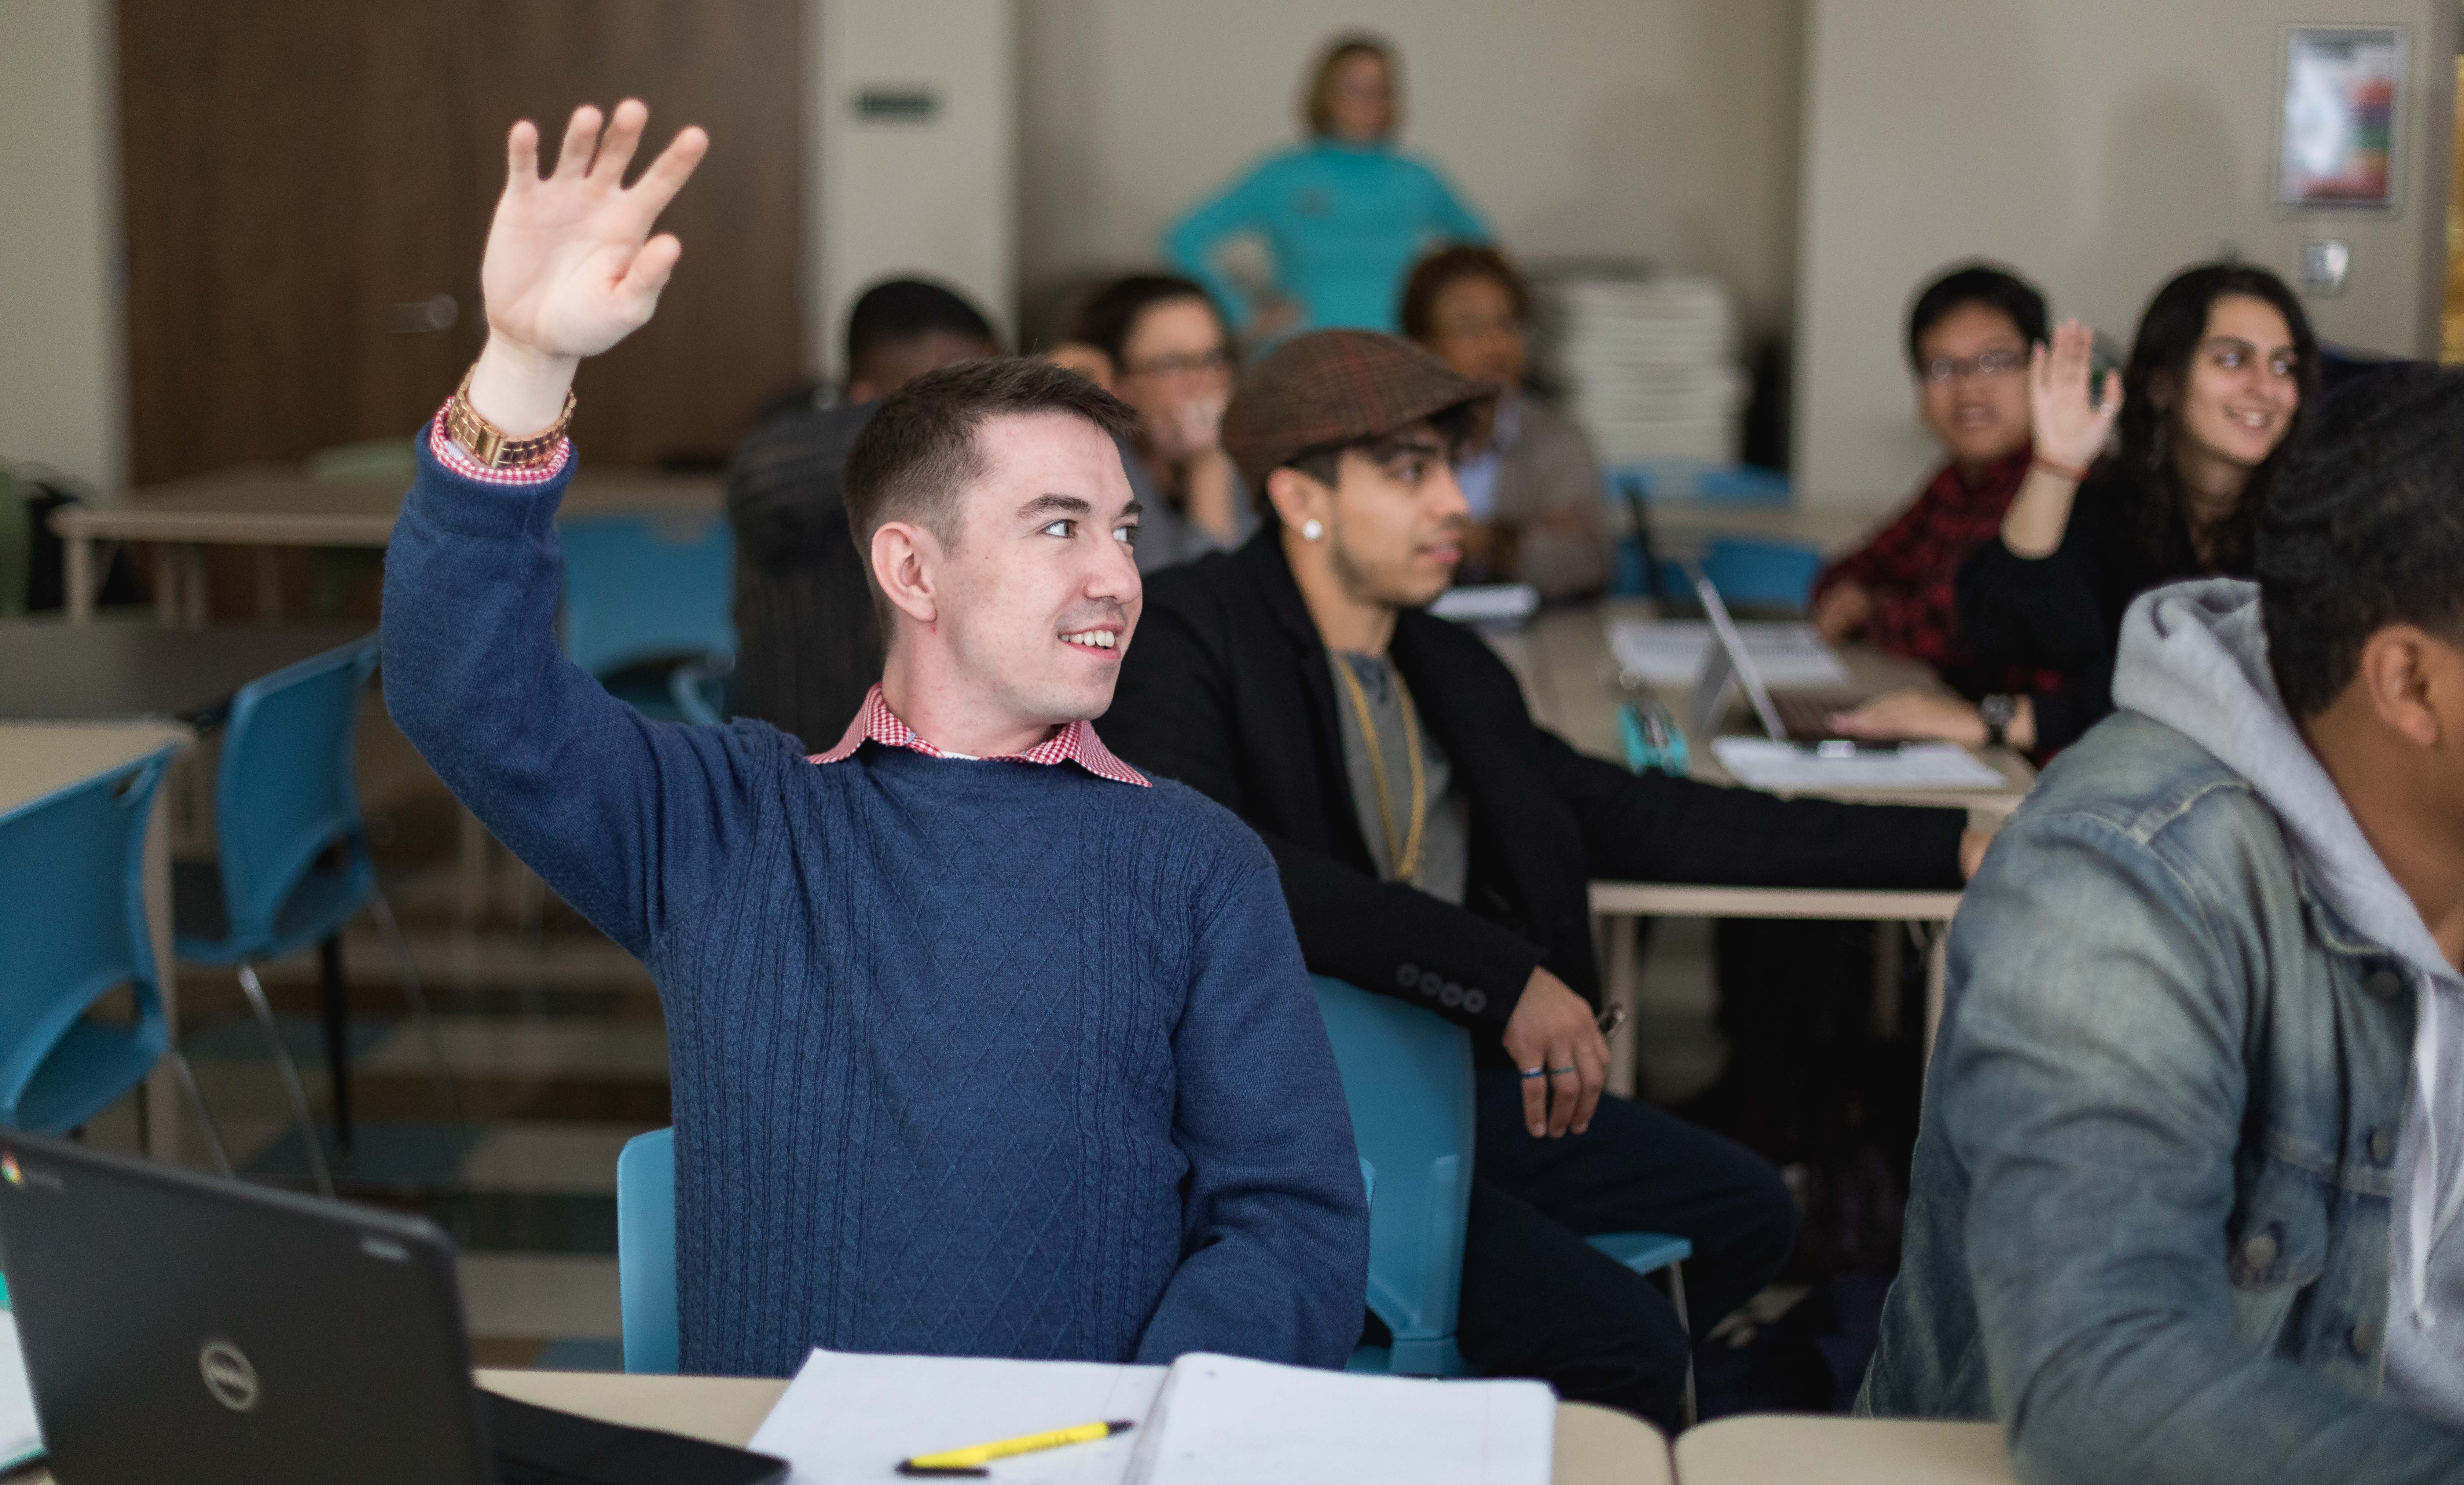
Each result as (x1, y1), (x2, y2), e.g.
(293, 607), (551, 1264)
(2277, 24), (2408, 211)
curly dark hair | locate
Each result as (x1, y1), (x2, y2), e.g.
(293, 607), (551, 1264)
(2260, 364), (2464, 718)
(2109, 262), (2319, 578)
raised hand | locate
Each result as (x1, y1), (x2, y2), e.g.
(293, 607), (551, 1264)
(2029, 318), (2122, 473)
(466, 100), (708, 435)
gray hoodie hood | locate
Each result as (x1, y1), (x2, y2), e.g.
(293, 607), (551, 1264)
(2115, 577), (2464, 1419)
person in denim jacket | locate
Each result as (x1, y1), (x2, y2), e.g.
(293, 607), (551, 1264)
(1860, 365), (2464, 1481)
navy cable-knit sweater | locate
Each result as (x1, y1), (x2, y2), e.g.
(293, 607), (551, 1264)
(381, 439), (1368, 1376)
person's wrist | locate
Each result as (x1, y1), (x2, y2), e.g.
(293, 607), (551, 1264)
(2031, 453), (2090, 484)
(467, 332), (581, 438)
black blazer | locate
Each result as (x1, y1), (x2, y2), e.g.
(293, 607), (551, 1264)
(1103, 534), (1968, 1051)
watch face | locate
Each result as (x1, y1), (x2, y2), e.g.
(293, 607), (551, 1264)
(1980, 694), (2016, 727)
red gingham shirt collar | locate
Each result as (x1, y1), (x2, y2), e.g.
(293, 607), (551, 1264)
(810, 685), (1148, 787)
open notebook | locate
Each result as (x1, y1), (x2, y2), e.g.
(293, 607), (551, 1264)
(747, 1348), (1554, 1485)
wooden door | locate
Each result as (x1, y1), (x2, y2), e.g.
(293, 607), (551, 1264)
(118, 0), (804, 486)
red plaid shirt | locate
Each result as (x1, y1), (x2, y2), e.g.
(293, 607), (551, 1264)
(1812, 446), (2030, 674)
(812, 684), (1149, 787)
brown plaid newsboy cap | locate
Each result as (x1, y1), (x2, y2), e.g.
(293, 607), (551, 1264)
(1221, 329), (1494, 489)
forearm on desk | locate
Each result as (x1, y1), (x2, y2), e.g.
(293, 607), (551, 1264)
(1141, 850), (1369, 1371)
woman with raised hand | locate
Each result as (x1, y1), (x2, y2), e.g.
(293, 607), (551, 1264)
(1166, 34), (1488, 340)
(1830, 263), (2315, 754)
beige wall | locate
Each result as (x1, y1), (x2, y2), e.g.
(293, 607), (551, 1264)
(0, 0), (123, 494)
(1019, 0), (1807, 336)
(1795, 0), (2457, 506)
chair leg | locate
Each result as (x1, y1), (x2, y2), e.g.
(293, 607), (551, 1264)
(235, 962), (335, 1197)
(319, 936), (353, 1155)
(367, 888), (463, 1129)
(166, 1051), (236, 1178)
(1666, 1258), (1697, 1429)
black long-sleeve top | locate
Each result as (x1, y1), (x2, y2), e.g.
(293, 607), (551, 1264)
(1957, 470), (2230, 754)
(1101, 533), (1968, 1067)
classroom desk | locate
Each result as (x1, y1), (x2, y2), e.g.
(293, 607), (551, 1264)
(470, 1370), (1678, 1485)
(1489, 600), (2028, 1087)
(0, 722), (194, 1159)
(0, 619), (371, 724)
(50, 465), (719, 623)
(1672, 1414), (2014, 1484)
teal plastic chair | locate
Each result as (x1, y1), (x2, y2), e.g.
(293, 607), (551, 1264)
(173, 636), (456, 1196)
(0, 744), (223, 1158)
(1310, 976), (1697, 1420)
(558, 513), (737, 721)
(1699, 537), (1823, 615)
(616, 1127), (679, 1373)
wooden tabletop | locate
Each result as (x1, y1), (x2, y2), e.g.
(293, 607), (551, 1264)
(0, 620), (373, 725)
(0, 721), (193, 817)
(1673, 1415), (2013, 1484)
(470, 1370), (1676, 1484)
(51, 465), (721, 548)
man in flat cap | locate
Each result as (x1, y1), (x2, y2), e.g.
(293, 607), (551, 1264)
(1101, 329), (1985, 1426)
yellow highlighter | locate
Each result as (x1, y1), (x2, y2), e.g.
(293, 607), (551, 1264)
(897, 1419), (1137, 1477)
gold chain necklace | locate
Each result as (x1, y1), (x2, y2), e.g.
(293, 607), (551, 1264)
(1332, 655), (1427, 885)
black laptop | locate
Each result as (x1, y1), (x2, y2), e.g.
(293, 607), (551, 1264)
(0, 1131), (785, 1485)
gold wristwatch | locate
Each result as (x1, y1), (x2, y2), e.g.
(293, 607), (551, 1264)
(445, 363), (576, 468)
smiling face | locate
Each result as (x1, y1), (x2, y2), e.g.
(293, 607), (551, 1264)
(923, 412), (1143, 727)
(1912, 300), (2033, 473)
(1425, 274), (1528, 389)
(1115, 296), (1235, 452)
(2167, 293), (2303, 475)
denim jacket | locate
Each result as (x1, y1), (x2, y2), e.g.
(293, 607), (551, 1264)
(1860, 707), (2464, 1482)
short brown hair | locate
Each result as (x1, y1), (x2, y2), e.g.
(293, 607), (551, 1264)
(842, 358), (1140, 604)
(1399, 245), (1533, 345)
(1302, 34), (1397, 139)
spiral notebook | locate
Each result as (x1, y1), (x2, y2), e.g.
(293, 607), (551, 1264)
(747, 1348), (1554, 1485)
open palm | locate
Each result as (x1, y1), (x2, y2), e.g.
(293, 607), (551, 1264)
(2029, 318), (2122, 472)
(482, 100), (707, 362)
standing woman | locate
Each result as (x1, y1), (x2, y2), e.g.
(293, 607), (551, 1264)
(1833, 262), (2316, 753)
(1071, 274), (1255, 573)
(1167, 34), (1488, 338)
(1402, 245), (1613, 597)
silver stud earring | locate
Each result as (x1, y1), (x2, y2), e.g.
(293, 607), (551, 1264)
(1301, 519), (1324, 541)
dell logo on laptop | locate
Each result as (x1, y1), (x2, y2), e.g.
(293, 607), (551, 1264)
(199, 1339), (259, 1412)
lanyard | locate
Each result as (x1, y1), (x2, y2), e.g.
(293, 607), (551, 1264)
(1332, 654), (1427, 886)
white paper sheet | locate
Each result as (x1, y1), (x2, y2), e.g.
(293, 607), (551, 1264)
(1124, 1354), (1554, 1485)
(1711, 737), (2006, 791)
(1430, 584), (1541, 627)
(748, 1349), (1166, 1485)
(1607, 620), (1849, 687)
(0, 1311), (43, 1470)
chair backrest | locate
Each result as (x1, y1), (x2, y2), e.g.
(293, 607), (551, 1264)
(1310, 976), (1476, 1375)
(616, 1127), (678, 1374)
(558, 513), (737, 679)
(212, 637), (380, 951)
(1700, 537), (1823, 615)
(0, 747), (177, 1122)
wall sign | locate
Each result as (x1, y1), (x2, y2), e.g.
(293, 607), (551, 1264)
(2276, 25), (2407, 211)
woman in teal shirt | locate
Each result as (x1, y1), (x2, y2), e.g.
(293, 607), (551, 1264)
(1167, 35), (1489, 336)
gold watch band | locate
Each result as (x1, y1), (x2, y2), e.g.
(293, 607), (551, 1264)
(446, 363), (576, 468)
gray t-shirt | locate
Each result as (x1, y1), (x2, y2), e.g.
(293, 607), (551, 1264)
(1328, 650), (1470, 906)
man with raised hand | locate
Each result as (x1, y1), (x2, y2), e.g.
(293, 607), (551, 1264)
(382, 101), (1366, 1377)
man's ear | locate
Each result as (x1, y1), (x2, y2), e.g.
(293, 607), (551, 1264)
(871, 520), (941, 627)
(2358, 625), (2457, 751)
(1265, 466), (1331, 533)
